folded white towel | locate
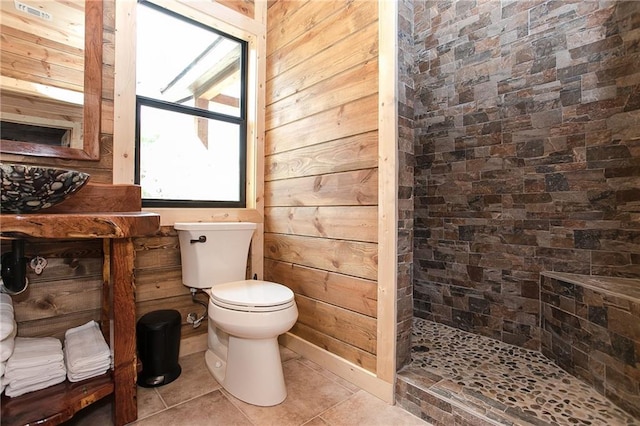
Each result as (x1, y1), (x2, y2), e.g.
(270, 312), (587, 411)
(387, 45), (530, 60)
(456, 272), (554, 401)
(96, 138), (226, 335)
(0, 360), (5, 377)
(67, 366), (109, 382)
(6, 337), (63, 370)
(5, 373), (66, 398)
(63, 346), (109, 372)
(4, 361), (66, 384)
(0, 310), (15, 341)
(64, 321), (111, 371)
(0, 326), (16, 362)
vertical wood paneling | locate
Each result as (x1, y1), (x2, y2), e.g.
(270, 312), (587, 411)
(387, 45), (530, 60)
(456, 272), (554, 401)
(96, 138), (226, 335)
(266, 0), (379, 373)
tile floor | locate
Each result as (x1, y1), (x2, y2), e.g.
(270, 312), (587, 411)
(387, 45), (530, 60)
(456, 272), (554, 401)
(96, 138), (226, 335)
(397, 318), (640, 426)
(68, 347), (428, 426)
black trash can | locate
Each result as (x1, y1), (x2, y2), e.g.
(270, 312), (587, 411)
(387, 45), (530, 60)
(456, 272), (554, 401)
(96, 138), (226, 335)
(137, 309), (182, 387)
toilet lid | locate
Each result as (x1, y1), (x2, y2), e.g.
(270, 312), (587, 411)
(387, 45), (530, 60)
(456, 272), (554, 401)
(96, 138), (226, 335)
(210, 280), (294, 311)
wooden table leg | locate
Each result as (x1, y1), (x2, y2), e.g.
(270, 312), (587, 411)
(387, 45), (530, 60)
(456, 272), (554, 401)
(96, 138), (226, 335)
(110, 238), (137, 425)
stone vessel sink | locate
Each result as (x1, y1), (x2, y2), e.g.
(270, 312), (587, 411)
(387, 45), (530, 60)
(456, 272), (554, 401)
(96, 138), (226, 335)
(0, 163), (90, 213)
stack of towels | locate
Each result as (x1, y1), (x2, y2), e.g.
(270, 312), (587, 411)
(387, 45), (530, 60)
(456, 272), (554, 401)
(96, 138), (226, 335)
(64, 320), (111, 382)
(0, 294), (17, 394)
(4, 336), (66, 397)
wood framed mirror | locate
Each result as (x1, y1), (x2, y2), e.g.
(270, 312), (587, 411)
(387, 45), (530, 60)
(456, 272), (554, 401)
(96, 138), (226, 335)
(0, 0), (102, 161)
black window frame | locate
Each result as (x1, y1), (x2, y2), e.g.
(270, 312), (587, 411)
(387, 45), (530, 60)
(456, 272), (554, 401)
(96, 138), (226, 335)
(135, 0), (248, 209)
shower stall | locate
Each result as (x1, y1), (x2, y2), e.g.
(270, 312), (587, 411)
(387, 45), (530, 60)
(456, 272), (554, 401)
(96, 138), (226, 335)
(395, 1), (640, 424)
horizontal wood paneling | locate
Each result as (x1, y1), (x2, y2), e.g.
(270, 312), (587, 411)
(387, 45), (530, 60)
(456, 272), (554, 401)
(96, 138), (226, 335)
(0, 24), (84, 90)
(1, 92), (84, 123)
(265, 259), (377, 317)
(295, 294), (376, 354)
(266, 60), (377, 131)
(264, 206), (378, 243)
(265, 94), (379, 155)
(135, 267), (184, 302)
(266, 169), (378, 207)
(26, 258), (103, 283)
(265, 131), (378, 181)
(134, 234), (181, 270)
(12, 278), (103, 322)
(291, 322), (376, 372)
(7, 238), (103, 338)
(264, 233), (377, 281)
(267, 20), (378, 104)
(267, 1), (345, 57)
(266, 1), (377, 81)
(267, 0), (378, 373)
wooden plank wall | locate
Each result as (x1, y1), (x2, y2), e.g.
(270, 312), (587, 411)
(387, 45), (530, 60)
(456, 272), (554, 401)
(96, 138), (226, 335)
(7, 0), (258, 349)
(265, 1), (379, 373)
(133, 228), (207, 344)
(4, 239), (104, 340)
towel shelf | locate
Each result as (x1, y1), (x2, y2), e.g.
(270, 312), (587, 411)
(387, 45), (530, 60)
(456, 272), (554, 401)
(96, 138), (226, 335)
(1, 373), (114, 425)
(0, 212), (160, 426)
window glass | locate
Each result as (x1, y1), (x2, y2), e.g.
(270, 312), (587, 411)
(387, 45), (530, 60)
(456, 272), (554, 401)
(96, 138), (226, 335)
(136, 1), (247, 207)
(138, 103), (241, 203)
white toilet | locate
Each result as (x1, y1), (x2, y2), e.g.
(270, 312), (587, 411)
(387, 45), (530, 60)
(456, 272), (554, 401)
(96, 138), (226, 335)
(174, 222), (298, 406)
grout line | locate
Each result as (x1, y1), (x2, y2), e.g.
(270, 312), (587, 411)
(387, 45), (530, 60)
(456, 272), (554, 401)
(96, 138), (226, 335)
(155, 387), (169, 409)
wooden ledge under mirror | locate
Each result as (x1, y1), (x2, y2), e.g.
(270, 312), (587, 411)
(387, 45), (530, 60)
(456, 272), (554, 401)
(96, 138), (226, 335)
(0, 0), (102, 160)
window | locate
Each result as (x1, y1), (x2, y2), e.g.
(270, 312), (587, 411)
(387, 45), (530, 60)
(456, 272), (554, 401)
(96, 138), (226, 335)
(135, 1), (248, 208)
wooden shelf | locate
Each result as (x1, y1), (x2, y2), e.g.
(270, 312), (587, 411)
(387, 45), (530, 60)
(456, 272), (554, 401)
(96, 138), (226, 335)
(0, 211), (160, 239)
(1, 373), (114, 426)
(0, 210), (160, 425)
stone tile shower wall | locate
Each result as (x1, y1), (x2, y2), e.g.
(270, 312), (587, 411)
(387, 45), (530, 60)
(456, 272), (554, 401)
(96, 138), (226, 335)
(413, 0), (640, 349)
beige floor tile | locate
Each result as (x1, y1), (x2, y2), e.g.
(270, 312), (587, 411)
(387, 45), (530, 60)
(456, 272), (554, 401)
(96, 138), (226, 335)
(154, 351), (221, 407)
(280, 344), (301, 363)
(133, 390), (252, 426)
(298, 358), (360, 393)
(137, 386), (166, 419)
(223, 359), (354, 426)
(302, 416), (330, 426)
(319, 390), (429, 426)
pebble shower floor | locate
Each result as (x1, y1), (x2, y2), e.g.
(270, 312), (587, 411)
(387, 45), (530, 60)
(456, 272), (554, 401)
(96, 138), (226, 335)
(396, 318), (639, 426)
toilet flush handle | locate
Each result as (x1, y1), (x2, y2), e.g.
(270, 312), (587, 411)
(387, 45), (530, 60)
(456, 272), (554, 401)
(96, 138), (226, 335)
(190, 236), (207, 244)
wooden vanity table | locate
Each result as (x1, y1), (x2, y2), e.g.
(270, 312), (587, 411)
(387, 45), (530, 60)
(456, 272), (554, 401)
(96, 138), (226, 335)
(0, 209), (160, 426)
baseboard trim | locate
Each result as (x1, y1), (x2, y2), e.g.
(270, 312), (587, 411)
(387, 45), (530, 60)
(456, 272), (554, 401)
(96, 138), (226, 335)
(179, 333), (207, 358)
(279, 332), (395, 404)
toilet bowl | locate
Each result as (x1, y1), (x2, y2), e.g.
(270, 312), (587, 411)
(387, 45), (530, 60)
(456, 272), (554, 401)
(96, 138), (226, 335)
(207, 280), (297, 406)
(174, 222), (298, 406)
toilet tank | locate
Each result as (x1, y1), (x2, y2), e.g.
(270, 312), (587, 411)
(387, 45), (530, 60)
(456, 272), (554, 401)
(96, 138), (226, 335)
(174, 222), (257, 289)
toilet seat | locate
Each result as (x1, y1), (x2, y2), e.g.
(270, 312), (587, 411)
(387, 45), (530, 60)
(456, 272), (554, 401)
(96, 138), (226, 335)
(210, 280), (295, 312)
